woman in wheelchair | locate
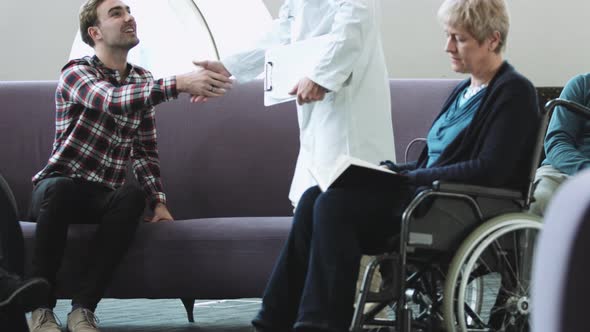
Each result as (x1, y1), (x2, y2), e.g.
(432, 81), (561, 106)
(252, 0), (540, 331)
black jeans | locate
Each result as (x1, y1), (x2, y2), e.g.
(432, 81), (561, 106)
(29, 177), (145, 310)
(252, 185), (413, 332)
(0, 174), (28, 331)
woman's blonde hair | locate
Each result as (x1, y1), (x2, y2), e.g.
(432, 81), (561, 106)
(438, 0), (510, 53)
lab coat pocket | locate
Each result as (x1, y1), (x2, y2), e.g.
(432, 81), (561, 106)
(297, 104), (313, 131)
(322, 91), (336, 104)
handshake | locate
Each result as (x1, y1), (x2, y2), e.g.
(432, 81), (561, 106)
(175, 59), (328, 106)
(176, 60), (233, 103)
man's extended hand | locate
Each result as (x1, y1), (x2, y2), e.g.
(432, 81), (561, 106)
(145, 203), (174, 223)
(190, 60), (232, 103)
(289, 77), (328, 105)
(176, 68), (232, 99)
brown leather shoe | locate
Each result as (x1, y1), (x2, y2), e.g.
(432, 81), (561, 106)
(67, 308), (100, 332)
(29, 308), (62, 332)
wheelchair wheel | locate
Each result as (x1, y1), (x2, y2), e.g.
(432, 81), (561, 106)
(443, 213), (542, 332)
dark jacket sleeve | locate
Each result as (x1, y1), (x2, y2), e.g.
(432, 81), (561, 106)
(405, 77), (539, 188)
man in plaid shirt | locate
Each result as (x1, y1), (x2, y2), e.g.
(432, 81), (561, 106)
(27, 0), (232, 331)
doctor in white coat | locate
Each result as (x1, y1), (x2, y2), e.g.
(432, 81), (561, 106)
(197, 0), (395, 207)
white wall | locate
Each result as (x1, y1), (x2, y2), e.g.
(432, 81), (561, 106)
(264, 0), (590, 87)
(1, 0), (589, 86)
(0, 0), (81, 81)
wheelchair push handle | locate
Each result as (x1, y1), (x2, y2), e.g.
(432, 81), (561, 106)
(544, 98), (590, 118)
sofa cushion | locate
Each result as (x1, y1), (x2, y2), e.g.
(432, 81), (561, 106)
(21, 217), (292, 299)
(154, 81), (300, 219)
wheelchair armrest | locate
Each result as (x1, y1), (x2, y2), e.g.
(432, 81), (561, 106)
(431, 180), (523, 201)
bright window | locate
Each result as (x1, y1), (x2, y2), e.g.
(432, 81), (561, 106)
(69, 0), (272, 78)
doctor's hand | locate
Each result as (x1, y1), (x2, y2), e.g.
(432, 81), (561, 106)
(193, 60), (231, 77)
(289, 77), (328, 105)
(145, 203), (174, 223)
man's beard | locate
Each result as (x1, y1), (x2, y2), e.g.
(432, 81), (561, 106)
(113, 36), (140, 51)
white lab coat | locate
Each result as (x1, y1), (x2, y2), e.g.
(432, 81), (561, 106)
(223, 0), (395, 206)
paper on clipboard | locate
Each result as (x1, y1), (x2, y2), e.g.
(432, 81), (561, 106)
(264, 35), (333, 106)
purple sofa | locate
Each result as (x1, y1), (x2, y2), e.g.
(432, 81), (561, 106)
(0, 79), (459, 321)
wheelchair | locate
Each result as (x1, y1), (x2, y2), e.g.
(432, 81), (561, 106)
(351, 98), (590, 332)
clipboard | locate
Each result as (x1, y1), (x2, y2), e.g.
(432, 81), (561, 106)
(264, 35), (333, 106)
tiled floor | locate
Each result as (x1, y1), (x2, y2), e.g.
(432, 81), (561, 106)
(37, 274), (506, 331)
(37, 298), (261, 332)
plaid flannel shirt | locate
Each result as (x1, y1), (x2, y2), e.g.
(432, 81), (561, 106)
(32, 55), (177, 207)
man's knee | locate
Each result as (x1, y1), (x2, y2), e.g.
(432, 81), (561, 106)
(117, 184), (146, 215)
(40, 177), (76, 200)
(530, 187), (553, 216)
(530, 176), (563, 216)
(30, 177), (77, 220)
(102, 184), (145, 231)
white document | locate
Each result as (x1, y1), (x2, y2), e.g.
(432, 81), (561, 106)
(263, 35), (333, 106)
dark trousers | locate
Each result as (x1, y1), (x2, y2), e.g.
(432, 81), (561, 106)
(0, 174), (28, 331)
(29, 177), (145, 310)
(0, 174), (24, 275)
(253, 185), (413, 332)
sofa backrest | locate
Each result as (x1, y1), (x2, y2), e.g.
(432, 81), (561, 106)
(0, 79), (459, 219)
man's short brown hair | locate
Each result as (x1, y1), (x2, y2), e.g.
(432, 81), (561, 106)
(79, 0), (107, 47)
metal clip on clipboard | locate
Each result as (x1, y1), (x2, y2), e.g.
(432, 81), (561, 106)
(263, 35), (332, 106)
(264, 62), (273, 92)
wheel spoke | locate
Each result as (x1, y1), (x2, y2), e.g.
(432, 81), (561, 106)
(492, 238), (526, 296)
(464, 301), (488, 328)
(442, 216), (541, 332)
(513, 231), (520, 291)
